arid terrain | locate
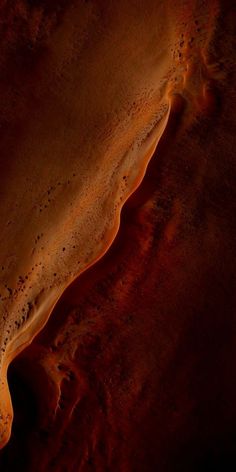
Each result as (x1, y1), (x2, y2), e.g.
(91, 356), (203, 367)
(0, 1), (235, 471)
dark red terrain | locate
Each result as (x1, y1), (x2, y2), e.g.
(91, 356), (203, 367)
(0, 1), (236, 471)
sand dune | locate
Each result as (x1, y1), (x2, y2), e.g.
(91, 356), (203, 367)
(0, 0), (182, 448)
(0, 0), (235, 470)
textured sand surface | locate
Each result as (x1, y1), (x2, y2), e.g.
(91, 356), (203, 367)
(0, 0), (175, 445)
(0, 0), (236, 470)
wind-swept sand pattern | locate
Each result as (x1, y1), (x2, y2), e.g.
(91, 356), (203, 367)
(0, 0), (236, 470)
(0, 0), (183, 447)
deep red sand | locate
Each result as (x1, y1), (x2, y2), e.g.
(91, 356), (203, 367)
(0, 1), (236, 471)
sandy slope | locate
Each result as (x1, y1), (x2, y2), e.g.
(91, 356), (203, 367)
(0, 0), (235, 470)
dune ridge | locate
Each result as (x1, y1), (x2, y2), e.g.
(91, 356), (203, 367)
(0, 0), (223, 454)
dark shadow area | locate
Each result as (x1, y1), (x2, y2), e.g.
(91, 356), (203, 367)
(0, 362), (38, 471)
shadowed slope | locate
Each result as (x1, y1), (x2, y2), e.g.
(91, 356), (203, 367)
(0, 0), (184, 446)
(1, 1), (235, 469)
(1, 2), (235, 466)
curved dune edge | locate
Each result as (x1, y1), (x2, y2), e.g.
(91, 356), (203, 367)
(0, 0), (222, 454)
(1, 60), (230, 470)
(0, 93), (184, 449)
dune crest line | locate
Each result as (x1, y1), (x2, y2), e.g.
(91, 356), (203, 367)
(0, 0), (219, 449)
(0, 96), (174, 448)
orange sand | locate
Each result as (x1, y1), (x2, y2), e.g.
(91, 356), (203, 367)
(0, 1), (235, 469)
